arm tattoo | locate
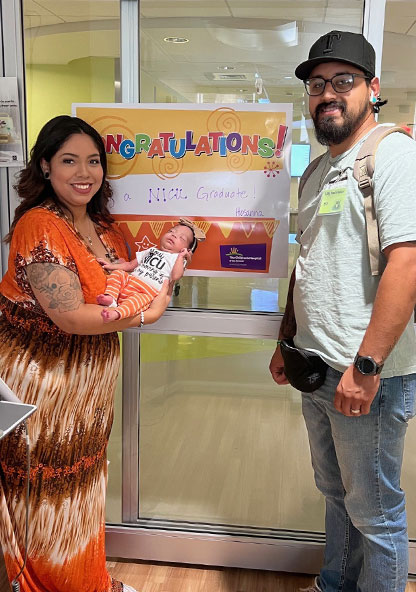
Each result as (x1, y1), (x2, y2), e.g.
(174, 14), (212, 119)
(279, 267), (297, 339)
(382, 335), (399, 363)
(26, 263), (84, 313)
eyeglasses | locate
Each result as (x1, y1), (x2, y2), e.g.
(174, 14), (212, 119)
(304, 73), (370, 96)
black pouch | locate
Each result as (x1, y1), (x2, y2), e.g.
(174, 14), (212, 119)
(280, 338), (328, 392)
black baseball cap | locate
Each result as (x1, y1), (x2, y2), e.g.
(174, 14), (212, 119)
(295, 30), (376, 81)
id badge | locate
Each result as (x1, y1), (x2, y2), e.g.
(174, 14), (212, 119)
(318, 187), (347, 215)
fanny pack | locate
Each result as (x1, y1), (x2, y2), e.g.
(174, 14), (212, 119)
(280, 339), (328, 393)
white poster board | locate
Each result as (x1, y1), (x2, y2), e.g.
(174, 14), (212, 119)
(74, 103), (292, 277)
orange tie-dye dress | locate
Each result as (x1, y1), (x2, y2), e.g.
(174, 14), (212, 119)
(0, 203), (129, 592)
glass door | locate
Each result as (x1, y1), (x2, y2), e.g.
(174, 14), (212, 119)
(107, 0), (405, 575)
(137, 333), (323, 533)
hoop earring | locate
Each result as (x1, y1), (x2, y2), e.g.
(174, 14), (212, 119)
(43, 171), (50, 180)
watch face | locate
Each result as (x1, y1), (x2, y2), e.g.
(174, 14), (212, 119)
(359, 357), (376, 374)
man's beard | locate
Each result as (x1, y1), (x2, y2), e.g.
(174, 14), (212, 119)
(312, 99), (370, 146)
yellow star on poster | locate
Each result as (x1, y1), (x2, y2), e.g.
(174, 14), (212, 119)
(135, 235), (157, 251)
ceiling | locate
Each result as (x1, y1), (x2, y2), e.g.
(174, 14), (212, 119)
(22, 0), (416, 128)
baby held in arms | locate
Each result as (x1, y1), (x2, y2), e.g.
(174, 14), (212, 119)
(97, 218), (205, 322)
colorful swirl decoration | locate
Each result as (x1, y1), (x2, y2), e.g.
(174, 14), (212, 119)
(207, 107), (241, 133)
(91, 116), (136, 180)
(227, 151), (252, 174)
(207, 108), (252, 173)
(151, 154), (184, 180)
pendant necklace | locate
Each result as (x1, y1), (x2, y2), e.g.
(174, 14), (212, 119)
(71, 216), (95, 248)
(58, 206), (118, 263)
(77, 219), (94, 248)
(76, 219), (117, 262)
(77, 221), (117, 262)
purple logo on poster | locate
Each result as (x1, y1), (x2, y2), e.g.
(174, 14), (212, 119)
(220, 244), (267, 270)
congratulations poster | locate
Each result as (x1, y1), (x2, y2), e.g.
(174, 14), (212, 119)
(73, 103), (292, 277)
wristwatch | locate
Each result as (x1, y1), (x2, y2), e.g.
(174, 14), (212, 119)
(353, 354), (384, 376)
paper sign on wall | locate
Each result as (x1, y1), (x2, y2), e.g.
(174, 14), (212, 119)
(0, 78), (24, 167)
(73, 103), (292, 277)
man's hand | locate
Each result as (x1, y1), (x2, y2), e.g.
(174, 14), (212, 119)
(334, 364), (380, 416)
(269, 345), (289, 385)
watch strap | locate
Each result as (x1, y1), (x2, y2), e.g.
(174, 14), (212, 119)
(354, 353), (384, 375)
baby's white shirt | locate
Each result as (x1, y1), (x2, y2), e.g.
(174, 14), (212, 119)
(132, 248), (179, 291)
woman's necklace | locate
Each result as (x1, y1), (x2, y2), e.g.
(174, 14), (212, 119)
(56, 204), (118, 263)
(76, 220), (117, 262)
(75, 218), (94, 248)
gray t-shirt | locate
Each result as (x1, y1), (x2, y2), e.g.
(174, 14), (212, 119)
(294, 128), (416, 378)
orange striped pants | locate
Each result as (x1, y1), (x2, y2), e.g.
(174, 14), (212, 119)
(105, 269), (159, 319)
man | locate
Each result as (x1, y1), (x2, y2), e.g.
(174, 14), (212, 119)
(269, 30), (416, 592)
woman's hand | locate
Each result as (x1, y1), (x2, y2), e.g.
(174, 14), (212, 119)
(26, 262), (171, 334)
(143, 279), (172, 324)
(98, 258), (137, 272)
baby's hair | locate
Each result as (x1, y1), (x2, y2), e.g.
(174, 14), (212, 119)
(179, 222), (198, 253)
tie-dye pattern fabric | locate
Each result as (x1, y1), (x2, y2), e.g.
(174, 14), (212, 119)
(0, 204), (129, 592)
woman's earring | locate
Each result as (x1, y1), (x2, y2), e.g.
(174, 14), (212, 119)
(370, 92), (377, 104)
(43, 171), (50, 179)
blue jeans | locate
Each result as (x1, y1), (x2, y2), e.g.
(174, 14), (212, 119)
(302, 367), (416, 592)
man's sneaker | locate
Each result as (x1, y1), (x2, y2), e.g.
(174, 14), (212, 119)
(299, 576), (322, 591)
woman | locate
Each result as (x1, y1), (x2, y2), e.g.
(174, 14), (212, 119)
(0, 115), (171, 592)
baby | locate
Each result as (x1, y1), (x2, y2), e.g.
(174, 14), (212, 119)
(97, 218), (205, 322)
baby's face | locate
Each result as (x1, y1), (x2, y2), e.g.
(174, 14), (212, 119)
(160, 225), (194, 253)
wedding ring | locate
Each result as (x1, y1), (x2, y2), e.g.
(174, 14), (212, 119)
(351, 408), (361, 414)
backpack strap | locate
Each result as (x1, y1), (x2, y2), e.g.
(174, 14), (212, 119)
(298, 153), (325, 201)
(353, 125), (412, 276)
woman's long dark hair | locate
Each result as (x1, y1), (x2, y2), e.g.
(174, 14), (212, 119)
(6, 115), (114, 242)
